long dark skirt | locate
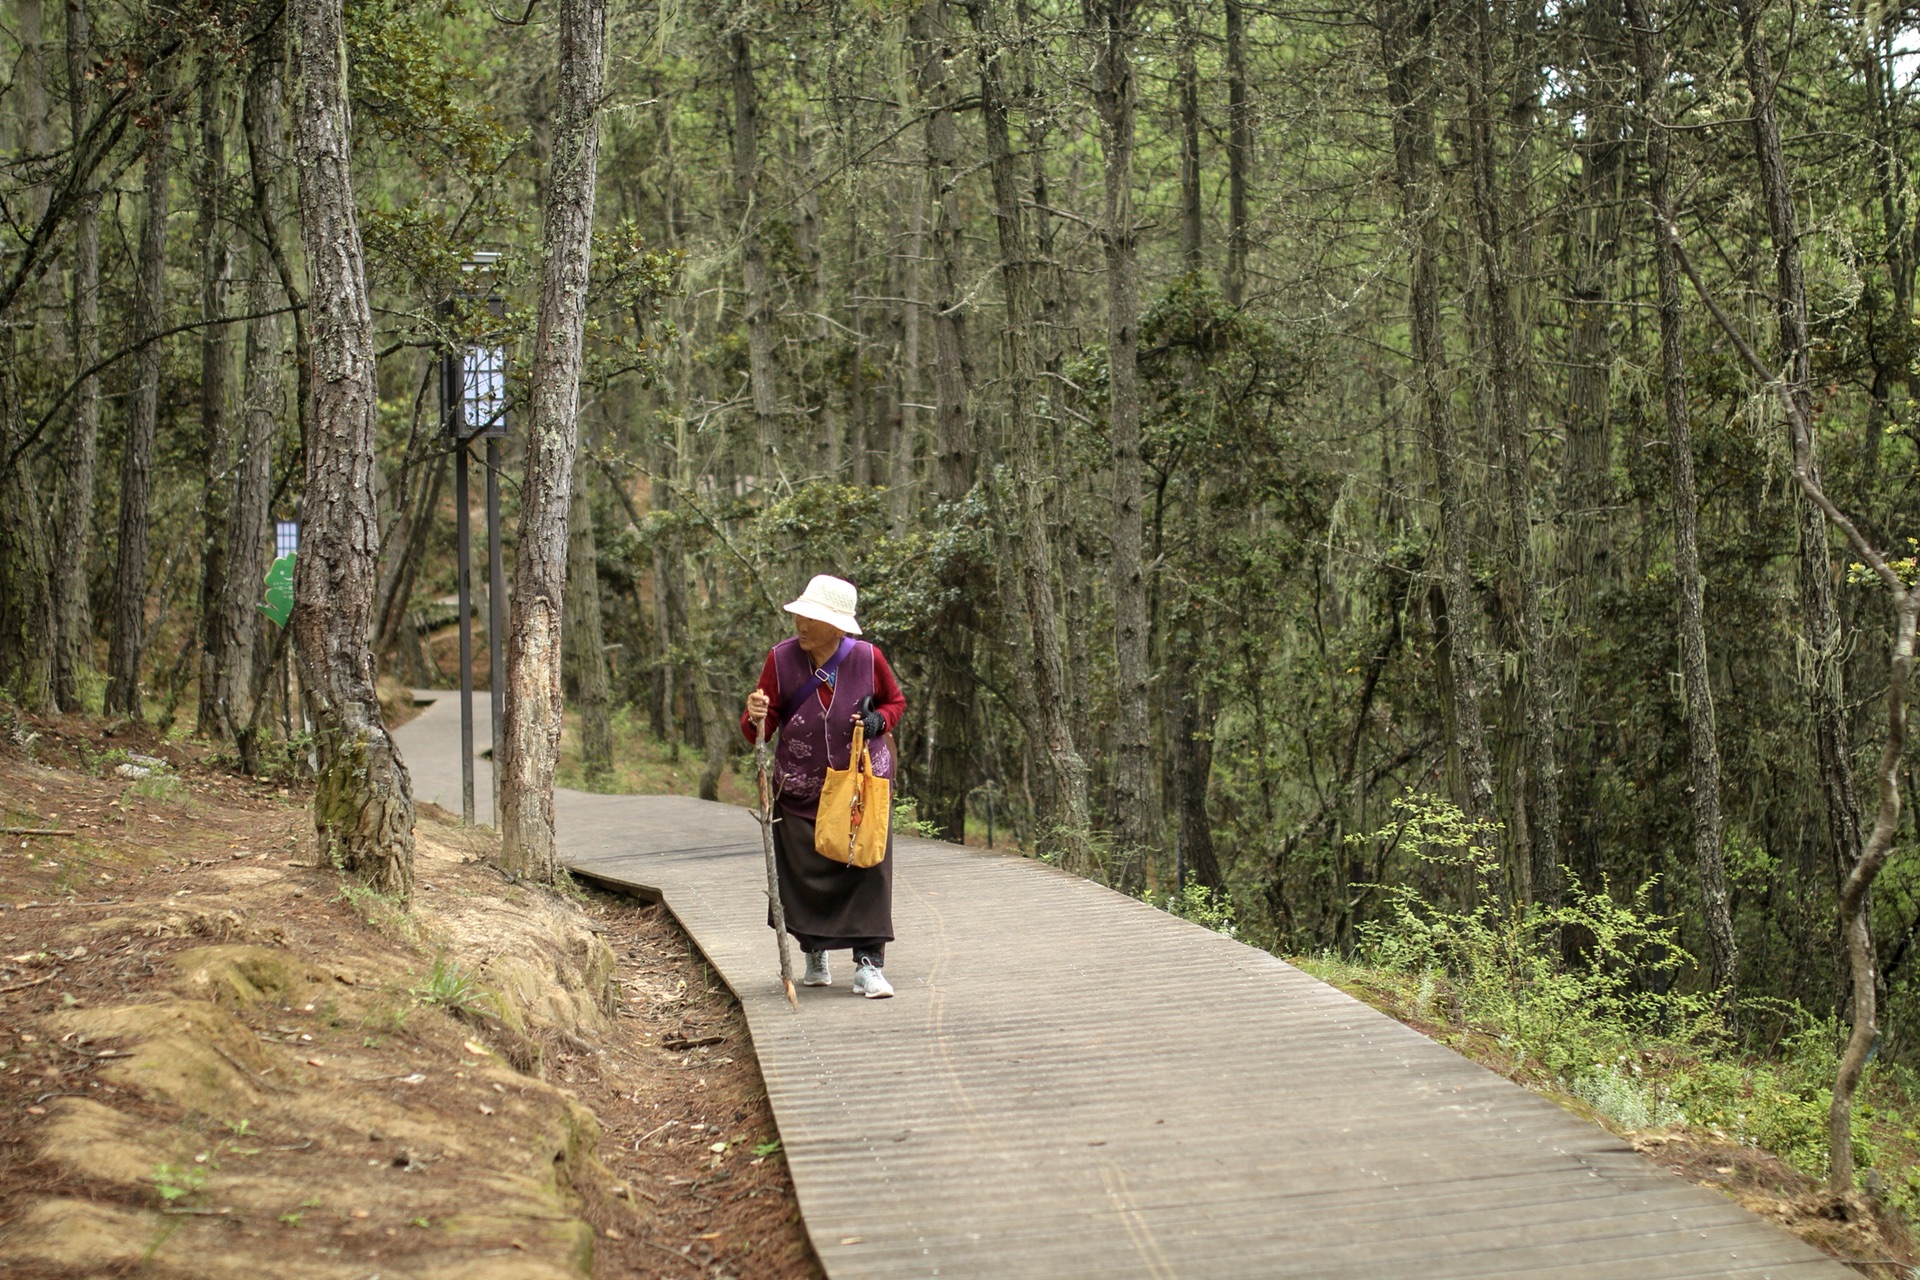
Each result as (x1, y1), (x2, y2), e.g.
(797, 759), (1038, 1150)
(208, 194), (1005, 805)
(767, 806), (893, 953)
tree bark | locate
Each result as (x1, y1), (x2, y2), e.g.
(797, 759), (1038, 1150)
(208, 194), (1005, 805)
(965, 0), (1092, 866)
(911, 0), (977, 840)
(1466, 0), (1560, 904)
(498, 0), (605, 879)
(208, 50), (289, 742)
(728, 27), (781, 480)
(0, 327), (56, 710)
(1380, 0), (1496, 833)
(105, 99), (173, 720)
(51, 0), (100, 711)
(1089, 0), (1157, 880)
(1735, 0), (1864, 890)
(291, 0), (414, 895)
(195, 70), (236, 736)
(1555, 0), (1623, 887)
(564, 464), (614, 788)
(1174, 0), (1202, 273)
(1625, 0), (1737, 1007)
(1224, 0), (1250, 307)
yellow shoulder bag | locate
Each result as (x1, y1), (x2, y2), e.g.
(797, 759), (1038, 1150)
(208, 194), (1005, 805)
(815, 720), (891, 868)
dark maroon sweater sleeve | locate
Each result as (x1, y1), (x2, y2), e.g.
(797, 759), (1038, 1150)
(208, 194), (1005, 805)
(871, 645), (906, 732)
(740, 651), (782, 743)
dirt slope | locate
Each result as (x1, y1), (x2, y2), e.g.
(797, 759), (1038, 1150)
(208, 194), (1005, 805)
(0, 715), (821, 1280)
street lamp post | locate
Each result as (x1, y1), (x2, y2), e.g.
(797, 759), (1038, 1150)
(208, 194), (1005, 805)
(442, 254), (507, 825)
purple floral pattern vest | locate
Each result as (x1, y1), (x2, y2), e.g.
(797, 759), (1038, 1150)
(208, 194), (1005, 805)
(773, 637), (894, 806)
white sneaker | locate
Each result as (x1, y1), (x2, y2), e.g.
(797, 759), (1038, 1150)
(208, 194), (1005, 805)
(852, 962), (893, 999)
(802, 951), (831, 987)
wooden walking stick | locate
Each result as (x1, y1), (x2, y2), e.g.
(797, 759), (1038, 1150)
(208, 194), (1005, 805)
(754, 715), (799, 1007)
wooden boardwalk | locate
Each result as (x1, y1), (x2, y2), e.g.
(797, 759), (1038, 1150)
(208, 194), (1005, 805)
(395, 694), (1852, 1279)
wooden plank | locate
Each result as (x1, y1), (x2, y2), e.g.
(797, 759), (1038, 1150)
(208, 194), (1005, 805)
(392, 695), (1859, 1280)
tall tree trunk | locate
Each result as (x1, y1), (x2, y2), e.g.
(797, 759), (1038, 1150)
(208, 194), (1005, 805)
(1555, 0), (1623, 888)
(911, 0), (976, 840)
(498, 0), (606, 879)
(1735, 0), (1864, 891)
(1165, 601), (1221, 889)
(105, 100), (173, 720)
(51, 0), (100, 711)
(1089, 0), (1156, 881)
(208, 51), (288, 741)
(1466, 0), (1560, 903)
(195, 70), (236, 736)
(888, 159), (923, 535)
(965, 0), (1092, 865)
(1174, 0), (1202, 272)
(0, 330), (56, 710)
(1626, 0), (1736, 1006)
(1380, 0), (1496, 832)
(291, 0), (414, 894)
(564, 464), (613, 788)
(728, 28), (780, 480)
(1224, 0), (1250, 307)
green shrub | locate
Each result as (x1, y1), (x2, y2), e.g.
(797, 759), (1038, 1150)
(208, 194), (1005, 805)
(1144, 882), (1239, 939)
(1308, 792), (1920, 1211)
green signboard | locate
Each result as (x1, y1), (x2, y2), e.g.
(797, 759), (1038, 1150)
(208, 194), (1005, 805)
(258, 553), (295, 628)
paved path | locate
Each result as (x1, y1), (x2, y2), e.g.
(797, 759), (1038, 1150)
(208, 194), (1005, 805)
(394, 693), (1851, 1279)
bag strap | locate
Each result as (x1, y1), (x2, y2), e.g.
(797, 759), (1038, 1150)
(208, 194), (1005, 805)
(780, 636), (858, 722)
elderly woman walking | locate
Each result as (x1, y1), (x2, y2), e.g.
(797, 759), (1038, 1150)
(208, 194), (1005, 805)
(743, 575), (906, 999)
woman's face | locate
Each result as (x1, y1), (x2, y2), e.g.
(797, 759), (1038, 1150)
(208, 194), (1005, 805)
(794, 614), (846, 654)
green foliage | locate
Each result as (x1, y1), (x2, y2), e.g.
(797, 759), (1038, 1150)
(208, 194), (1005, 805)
(410, 954), (496, 1021)
(1313, 792), (1920, 1209)
(889, 799), (941, 840)
(1144, 882), (1240, 940)
(1344, 794), (1718, 1077)
(151, 1160), (209, 1205)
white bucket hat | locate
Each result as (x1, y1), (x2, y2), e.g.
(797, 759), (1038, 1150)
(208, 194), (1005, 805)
(784, 574), (862, 635)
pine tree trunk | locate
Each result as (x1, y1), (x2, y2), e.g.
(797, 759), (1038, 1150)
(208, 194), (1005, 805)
(1735, 0), (1864, 889)
(1467, 0), (1561, 904)
(105, 105), (173, 720)
(498, 0), (605, 879)
(966, 0), (1092, 866)
(564, 467), (613, 788)
(1380, 0), (1496, 832)
(911, 0), (977, 840)
(0, 328), (56, 711)
(1174, 0), (1202, 272)
(51, 0), (99, 711)
(1625, 0), (1736, 1009)
(1224, 0), (1250, 307)
(290, 0), (414, 895)
(209, 52), (289, 741)
(1556, 0), (1623, 887)
(729, 29), (781, 479)
(195, 73), (236, 736)
(1090, 0), (1157, 881)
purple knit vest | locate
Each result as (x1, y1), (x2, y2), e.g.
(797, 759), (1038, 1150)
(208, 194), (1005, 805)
(773, 637), (894, 807)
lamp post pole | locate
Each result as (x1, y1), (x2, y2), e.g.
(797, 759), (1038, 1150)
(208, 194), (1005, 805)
(444, 337), (475, 826)
(487, 434), (504, 820)
(441, 251), (506, 827)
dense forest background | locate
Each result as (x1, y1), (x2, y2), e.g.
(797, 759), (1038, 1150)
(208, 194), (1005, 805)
(5, 0), (1920, 1066)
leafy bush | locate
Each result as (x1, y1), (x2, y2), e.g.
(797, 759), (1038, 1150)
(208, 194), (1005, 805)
(1145, 882), (1239, 939)
(1311, 792), (1920, 1207)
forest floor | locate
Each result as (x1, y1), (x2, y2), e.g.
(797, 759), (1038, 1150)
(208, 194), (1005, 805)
(0, 710), (821, 1280)
(1308, 961), (1920, 1278)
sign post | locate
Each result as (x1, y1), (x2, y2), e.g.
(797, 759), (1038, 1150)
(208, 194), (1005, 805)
(441, 254), (507, 826)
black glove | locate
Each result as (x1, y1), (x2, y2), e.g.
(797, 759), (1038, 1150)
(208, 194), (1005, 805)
(858, 696), (886, 740)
